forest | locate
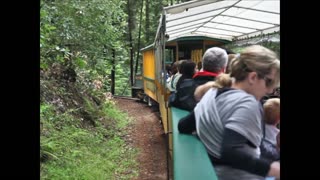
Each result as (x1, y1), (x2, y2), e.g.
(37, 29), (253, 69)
(40, 0), (194, 179)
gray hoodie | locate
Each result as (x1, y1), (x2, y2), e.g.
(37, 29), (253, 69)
(195, 88), (264, 180)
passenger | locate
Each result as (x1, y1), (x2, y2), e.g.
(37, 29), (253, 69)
(173, 60), (187, 90)
(197, 61), (202, 71)
(165, 64), (172, 79)
(166, 61), (180, 92)
(192, 49), (236, 101)
(170, 48), (228, 111)
(169, 60), (197, 110)
(191, 76), (280, 162)
(192, 47), (228, 86)
(178, 52), (238, 132)
(175, 60), (196, 89)
(193, 45), (280, 180)
(226, 53), (237, 74)
(167, 60), (186, 105)
(178, 73), (232, 133)
(260, 98), (280, 161)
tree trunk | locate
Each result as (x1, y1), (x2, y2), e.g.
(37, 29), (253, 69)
(127, 0), (134, 87)
(145, 0), (150, 44)
(135, 0), (144, 75)
(111, 49), (115, 95)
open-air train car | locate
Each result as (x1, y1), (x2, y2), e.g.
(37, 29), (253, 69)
(135, 0), (279, 179)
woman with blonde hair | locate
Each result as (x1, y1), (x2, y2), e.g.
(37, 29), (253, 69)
(192, 45), (280, 179)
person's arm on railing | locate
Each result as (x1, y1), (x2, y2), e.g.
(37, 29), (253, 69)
(220, 128), (280, 179)
(178, 110), (196, 134)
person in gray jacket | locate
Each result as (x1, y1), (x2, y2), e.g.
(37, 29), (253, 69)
(194, 45), (280, 180)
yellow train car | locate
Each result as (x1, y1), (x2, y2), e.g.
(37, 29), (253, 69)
(141, 48), (157, 102)
(140, 36), (230, 133)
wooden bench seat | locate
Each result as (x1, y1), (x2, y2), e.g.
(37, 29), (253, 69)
(171, 107), (218, 180)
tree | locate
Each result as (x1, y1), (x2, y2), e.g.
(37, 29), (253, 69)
(41, 0), (129, 95)
(127, 0), (135, 87)
(135, 0), (144, 75)
(145, 0), (150, 44)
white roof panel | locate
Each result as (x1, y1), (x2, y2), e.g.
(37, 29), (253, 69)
(167, 8), (225, 26)
(167, 17), (212, 31)
(164, 0), (280, 41)
(204, 22), (255, 33)
(222, 7), (279, 25)
(236, 0), (279, 13)
(213, 16), (273, 29)
(198, 27), (242, 36)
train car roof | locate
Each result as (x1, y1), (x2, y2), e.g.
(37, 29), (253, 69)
(163, 0), (279, 42)
(140, 44), (154, 52)
(140, 35), (231, 52)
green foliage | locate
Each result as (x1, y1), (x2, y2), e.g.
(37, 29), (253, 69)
(41, 0), (131, 94)
(227, 43), (280, 57)
(41, 0), (181, 178)
(225, 33), (280, 57)
(40, 102), (138, 179)
(260, 41), (280, 57)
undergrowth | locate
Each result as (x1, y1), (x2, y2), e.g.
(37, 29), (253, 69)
(40, 100), (138, 179)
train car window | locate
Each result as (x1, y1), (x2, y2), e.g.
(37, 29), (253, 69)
(165, 46), (176, 64)
(178, 40), (202, 60)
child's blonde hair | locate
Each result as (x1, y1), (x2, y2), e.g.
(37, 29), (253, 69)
(193, 73), (232, 102)
(214, 73), (232, 88)
(263, 98), (280, 125)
